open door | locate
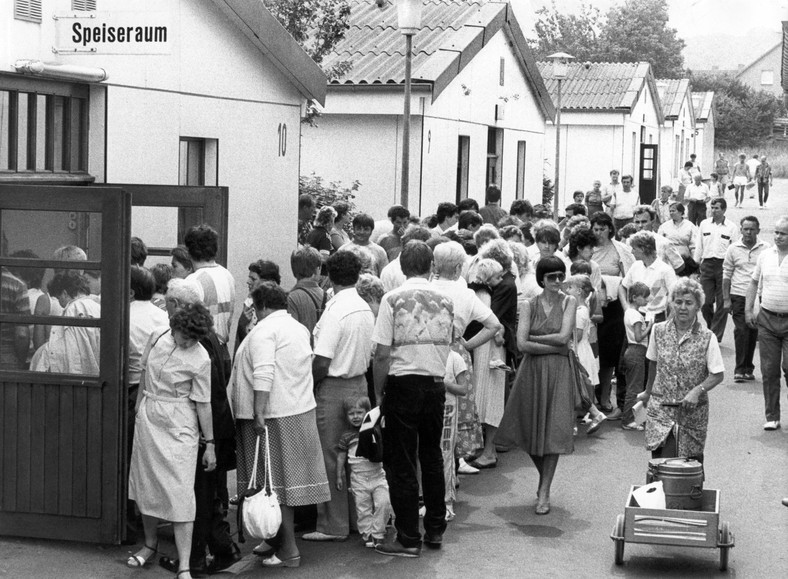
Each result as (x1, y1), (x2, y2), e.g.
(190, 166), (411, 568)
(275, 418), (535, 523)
(639, 144), (658, 204)
(0, 185), (130, 544)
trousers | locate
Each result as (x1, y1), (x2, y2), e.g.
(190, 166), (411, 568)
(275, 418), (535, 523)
(757, 308), (788, 422)
(350, 467), (391, 540)
(730, 295), (758, 375)
(700, 258), (726, 342)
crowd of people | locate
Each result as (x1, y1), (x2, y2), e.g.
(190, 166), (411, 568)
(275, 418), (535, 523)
(2, 159), (787, 572)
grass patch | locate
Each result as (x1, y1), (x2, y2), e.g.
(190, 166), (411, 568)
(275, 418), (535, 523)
(717, 142), (788, 178)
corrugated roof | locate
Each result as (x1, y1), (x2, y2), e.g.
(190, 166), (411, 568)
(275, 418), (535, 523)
(691, 91), (715, 122)
(655, 78), (689, 119)
(321, 0), (555, 118)
(536, 61), (652, 112)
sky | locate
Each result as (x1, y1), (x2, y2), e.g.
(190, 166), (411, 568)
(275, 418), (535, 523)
(514, 0), (787, 38)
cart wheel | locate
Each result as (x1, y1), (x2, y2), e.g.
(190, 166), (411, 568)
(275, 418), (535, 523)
(719, 521), (731, 571)
(613, 514), (625, 566)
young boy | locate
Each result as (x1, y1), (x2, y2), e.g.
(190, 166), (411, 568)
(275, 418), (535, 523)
(622, 282), (652, 431)
(336, 396), (391, 548)
(442, 349), (469, 521)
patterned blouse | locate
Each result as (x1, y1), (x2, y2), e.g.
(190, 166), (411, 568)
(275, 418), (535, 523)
(644, 319), (724, 458)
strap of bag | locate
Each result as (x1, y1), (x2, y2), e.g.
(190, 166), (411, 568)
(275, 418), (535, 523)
(263, 425), (274, 495)
(248, 435), (261, 491)
(293, 286), (323, 313)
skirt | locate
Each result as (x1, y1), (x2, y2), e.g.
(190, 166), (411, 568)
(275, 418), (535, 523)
(236, 411), (331, 507)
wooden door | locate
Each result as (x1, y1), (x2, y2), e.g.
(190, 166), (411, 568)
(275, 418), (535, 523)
(639, 144), (658, 204)
(0, 185), (130, 544)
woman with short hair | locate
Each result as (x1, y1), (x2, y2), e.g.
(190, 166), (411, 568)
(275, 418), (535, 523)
(638, 278), (724, 463)
(330, 202), (352, 251)
(171, 245), (195, 280)
(657, 202), (699, 276)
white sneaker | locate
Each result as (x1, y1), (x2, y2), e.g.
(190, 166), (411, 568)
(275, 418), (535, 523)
(418, 505), (426, 518)
(457, 458), (479, 475)
(763, 420), (781, 431)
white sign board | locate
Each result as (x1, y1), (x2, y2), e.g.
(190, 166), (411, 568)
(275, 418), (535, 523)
(54, 12), (173, 55)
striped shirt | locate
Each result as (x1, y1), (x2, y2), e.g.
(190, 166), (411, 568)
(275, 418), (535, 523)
(188, 264), (236, 344)
(751, 247), (788, 314)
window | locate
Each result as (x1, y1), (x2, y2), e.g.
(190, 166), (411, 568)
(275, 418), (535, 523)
(455, 136), (470, 203)
(0, 81), (89, 179)
(179, 138), (218, 187)
(486, 127), (503, 188)
(761, 70), (774, 85)
(72, 0), (97, 10)
(499, 58), (505, 86)
(515, 141), (526, 199)
(14, 0), (42, 22)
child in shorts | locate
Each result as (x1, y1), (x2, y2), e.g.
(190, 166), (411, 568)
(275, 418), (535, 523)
(336, 396), (391, 547)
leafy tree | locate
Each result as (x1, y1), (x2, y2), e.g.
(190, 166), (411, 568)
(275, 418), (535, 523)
(529, 1), (603, 62)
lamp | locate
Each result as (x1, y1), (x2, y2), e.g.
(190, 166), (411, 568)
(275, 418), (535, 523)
(546, 52), (574, 218)
(396, 0), (423, 209)
(13, 59), (108, 82)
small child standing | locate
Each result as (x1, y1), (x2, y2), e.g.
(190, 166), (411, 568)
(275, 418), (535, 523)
(622, 282), (652, 431)
(442, 349), (470, 521)
(563, 275), (607, 434)
(336, 396), (391, 548)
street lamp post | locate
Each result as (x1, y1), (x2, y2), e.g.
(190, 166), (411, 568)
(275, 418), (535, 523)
(546, 52), (574, 219)
(397, 0), (422, 210)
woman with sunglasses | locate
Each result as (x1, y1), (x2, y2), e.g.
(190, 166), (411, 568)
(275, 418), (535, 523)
(496, 256), (576, 515)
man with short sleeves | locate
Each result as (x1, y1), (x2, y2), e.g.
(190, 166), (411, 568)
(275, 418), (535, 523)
(723, 216), (769, 382)
(746, 216), (788, 430)
(632, 205), (685, 275)
(373, 241), (454, 558)
(479, 185), (508, 225)
(604, 173), (639, 230)
(695, 199), (739, 342)
(685, 173), (710, 226)
(304, 251), (375, 542)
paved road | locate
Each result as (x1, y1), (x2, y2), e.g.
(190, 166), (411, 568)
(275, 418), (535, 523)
(2, 183), (787, 578)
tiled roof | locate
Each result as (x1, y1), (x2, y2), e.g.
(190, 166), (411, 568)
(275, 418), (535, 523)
(691, 91), (715, 122)
(655, 78), (690, 120)
(536, 61), (654, 112)
(321, 0), (554, 117)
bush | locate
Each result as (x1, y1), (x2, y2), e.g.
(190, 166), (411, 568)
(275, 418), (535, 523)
(542, 176), (555, 207)
(299, 173), (360, 231)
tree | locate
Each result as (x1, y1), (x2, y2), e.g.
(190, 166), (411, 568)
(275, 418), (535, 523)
(529, 1), (603, 62)
(597, 0), (685, 78)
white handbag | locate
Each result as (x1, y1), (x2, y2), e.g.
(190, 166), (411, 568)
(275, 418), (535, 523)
(239, 428), (281, 541)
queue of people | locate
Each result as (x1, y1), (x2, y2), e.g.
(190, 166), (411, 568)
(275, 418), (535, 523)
(3, 168), (787, 572)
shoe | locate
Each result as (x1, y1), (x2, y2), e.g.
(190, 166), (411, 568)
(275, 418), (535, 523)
(468, 458), (497, 470)
(763, 420), (781, 431)
(261, 553), (301, 568)
(622, 422), (644, 431)
(586, 413), (606, 435)
(605, 408), (622, 421)
(205, 544), (242, 574)
(782, 498), (788, 507)
(126, 543), (158, 568)
(423, 533), (443, 549)
(457, 458), (479, 475)
(375, 540), (421, 558)
(744, 373), (755, 381)
(228, 494), (239, 506)
(734, 373), (745, 383)
(253, 541), (277, 557)
(494, 444), (511, 453)
(418, 505), (426, 518)
(445, 508), (455, 522)
(573, 425), (578, 436)
(535, 501), (550, 515)
(599, 406), (614, 414)
(301, 531), (348, 542)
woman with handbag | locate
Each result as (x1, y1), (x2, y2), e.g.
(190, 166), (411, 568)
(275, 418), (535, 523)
(228, 281), (331, 568)
(496, 256), (576, 515)
(127, 303), (216, 579)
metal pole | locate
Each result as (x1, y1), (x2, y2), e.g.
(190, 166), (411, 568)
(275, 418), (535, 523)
(401, 33), (413, 209)
(553, 78), (562, 219)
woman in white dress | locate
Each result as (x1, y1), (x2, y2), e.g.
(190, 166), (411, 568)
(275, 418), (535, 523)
(127, 303), (216, 579)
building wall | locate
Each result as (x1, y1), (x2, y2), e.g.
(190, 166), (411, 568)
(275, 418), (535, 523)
(699, 109), (715, 176)
(2, 0), (310, 320)
(301, 27), (546, 218)
(737, 45), (783, 99)
(659, 93), (696, 188)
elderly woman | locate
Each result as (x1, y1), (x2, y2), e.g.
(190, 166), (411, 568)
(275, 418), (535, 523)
(229, 282), (330, 568)
(619, 231), (678, 324)
(171, 245), (195, 280)
(127, 303), (216, 579)
(657, 202), (699, 276)
(497, 256), (576, 515)
(330, 202), (352, 251)
(590, 212), (635, 418)
(637, 278), (724, 463)
(432, 242), (501, 468)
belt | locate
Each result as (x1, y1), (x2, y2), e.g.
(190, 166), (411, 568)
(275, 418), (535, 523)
(761, 308), (788, 318)
(143, 390), (192, 404)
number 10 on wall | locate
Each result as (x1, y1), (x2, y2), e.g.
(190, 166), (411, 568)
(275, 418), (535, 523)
(277, 123), (287, 157)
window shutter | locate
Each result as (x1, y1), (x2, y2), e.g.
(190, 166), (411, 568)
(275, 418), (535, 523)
(72, 0), (97, 10)
(14, 0), (43, 22)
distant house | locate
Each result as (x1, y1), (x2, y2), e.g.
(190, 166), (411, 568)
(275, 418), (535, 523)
(736, 41), (783, 99)
(656, 78), (696, 186)
(538, 61), (664, 205)
(691, 91), (716, 177)
(301, 0), (554, 219)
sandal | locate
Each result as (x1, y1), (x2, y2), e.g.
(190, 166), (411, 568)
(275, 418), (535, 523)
(176, 571), (192, 578)
(126, 543), (158, 568)
(622, 422), (644, 431)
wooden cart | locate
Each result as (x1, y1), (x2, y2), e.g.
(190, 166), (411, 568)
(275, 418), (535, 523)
(610, 485), (735, 571)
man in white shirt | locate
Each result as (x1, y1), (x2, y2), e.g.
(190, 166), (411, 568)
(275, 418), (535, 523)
(631, 205), (685, 275)
(722, 216), (769, 382)
(745, 154), (761, 183)
(430, 202), (459, 237)
(305, 251), (375, 542)
(685, 173), (710, 226)
(746, 216), (788, 431)
(604, 174), (639, 230)
(695, 198), (740, 342)
(381, 226), (432, 292)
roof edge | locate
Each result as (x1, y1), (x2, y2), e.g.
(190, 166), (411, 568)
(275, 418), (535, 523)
(735, 40), (782, 80)
(211, 0), (327, 105)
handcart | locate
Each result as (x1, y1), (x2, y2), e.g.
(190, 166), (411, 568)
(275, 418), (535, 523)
(610, 401), (735, 571)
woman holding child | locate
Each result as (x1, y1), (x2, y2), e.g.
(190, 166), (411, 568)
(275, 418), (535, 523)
(496, 256), (576, 515)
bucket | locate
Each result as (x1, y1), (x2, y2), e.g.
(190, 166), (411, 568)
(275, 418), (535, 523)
(647, 458), (703, 510)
